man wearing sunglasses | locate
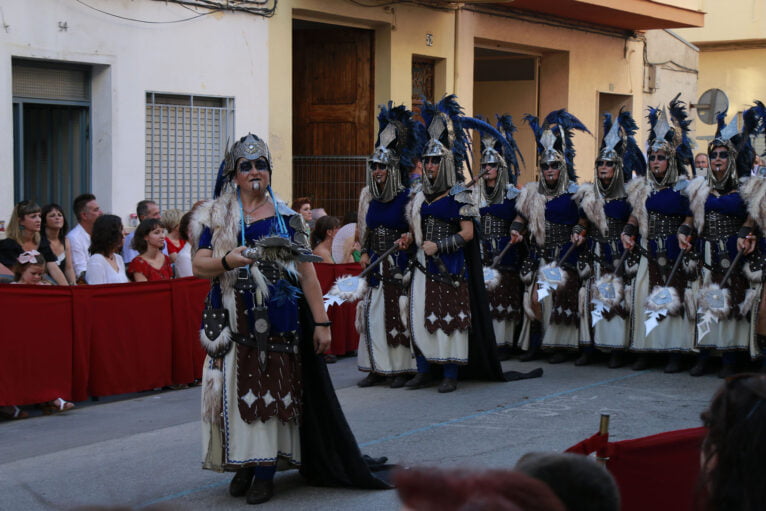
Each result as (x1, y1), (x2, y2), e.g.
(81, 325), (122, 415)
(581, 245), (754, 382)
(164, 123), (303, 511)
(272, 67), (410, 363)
(512, 110), (590, 364)
(574, 111), (644, 369)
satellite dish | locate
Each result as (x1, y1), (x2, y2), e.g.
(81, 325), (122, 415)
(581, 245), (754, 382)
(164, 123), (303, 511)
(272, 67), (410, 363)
(694, 88), (729, 125)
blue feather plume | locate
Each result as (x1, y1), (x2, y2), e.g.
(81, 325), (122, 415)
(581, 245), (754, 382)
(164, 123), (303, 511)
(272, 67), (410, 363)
(668, 93), (693, 172)
(618, 109), (646, 178)
(213, 158), (227, 198)
(543, 109), (591, 182)
(376, 101), (427, 184)
(496, 114), (524, 183)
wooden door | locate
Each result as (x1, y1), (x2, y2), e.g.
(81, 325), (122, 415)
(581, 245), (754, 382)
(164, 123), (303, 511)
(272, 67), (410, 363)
(293, 25), (374, 217)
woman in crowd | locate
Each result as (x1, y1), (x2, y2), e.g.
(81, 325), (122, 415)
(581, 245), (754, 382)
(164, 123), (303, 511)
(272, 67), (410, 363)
(311, 215), (340, 263)
(191, 133), (388, 504)
(174, 210), (194, 278)
(162, 208), (185, 263)
(40, 203), (77, 286)
(699, 373), (766, 511)
(127, 218), (173, 282)
(0, 200), (66, 285)
(292, 196), (313, 226)
(86, 214), (129, 285)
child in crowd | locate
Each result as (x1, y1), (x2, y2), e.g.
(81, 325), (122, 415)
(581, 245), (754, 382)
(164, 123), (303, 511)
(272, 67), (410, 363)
(12, 251), (50, 285)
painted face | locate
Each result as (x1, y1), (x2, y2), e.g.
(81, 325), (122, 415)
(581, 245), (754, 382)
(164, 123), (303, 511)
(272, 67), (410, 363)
(481, 163), (498, 183)
(299, 203), (312, 222)
(145, 226), (166, 250)
(596, 159), (616, 185)
(20, 211), (42, 233)
(709, 145), (729, 180)
(648, 150), (669, 179)
(235, 157), (271, 193)
(45, 208), (65, 230)
(20, 265), (45, 285)
(423, 155), (441, 181)
(370, 162), (388, 187)
(540, 160), (562, 186)
(83, 200), (103, 225)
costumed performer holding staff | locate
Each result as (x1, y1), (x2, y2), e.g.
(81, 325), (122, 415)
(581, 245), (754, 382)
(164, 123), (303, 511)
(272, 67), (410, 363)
(573, 110), (644, 368)
(406, 95), (528, 393)
(620, 95), (695, 373)
(356, 102), (424, 389)
(512, 110), (591, 364)
(477, 115), (526, 360)
(191, 134), (390, 505)
(682, 107), (760, 377)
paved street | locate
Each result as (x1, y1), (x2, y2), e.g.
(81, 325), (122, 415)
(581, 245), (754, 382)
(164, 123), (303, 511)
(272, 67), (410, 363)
(1, 354), (722, 510)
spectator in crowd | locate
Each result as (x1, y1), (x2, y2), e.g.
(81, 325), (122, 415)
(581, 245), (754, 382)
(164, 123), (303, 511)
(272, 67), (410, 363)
(161, 208), (185, 263)
(40, 203), (77, 286)
(67, 193), (103, 279)
(311, 215), (341, 263)
(11, 250), (49, 286)
(123, 199), (162, 264)
(515, 452), (620, 511)
(86, 214), (129, 285)
(694, 152), (709, 178)
(292, 196), (313, 224)
(127, 218), (173, 282)
(395, 467), (566, 511)
(11, 252), (76, 414)
(699, 373), (766, 511)
(339, 210), (362, 263)
(0, 200), (65, 284)
(174, 210), (194, 278)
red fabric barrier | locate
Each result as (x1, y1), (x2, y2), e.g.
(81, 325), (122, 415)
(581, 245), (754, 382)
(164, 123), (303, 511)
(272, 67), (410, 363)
(314, 262), (362, 355)
(0, 278), (209, 405)
(566, 427), (707, 511)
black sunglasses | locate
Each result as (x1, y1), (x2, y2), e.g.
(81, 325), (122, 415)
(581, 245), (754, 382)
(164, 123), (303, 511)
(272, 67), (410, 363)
(540, 161), (562, 171)
(423, 156), (442, 165)
(710, 150), (729, 160)
(239, 159), (270, 173)
(648, 154), (667, 162)
(596, 160), (616, 168)
(370, 162), (387, 171)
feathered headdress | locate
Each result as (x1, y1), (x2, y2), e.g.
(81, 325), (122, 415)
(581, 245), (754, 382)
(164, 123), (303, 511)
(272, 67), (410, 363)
(420, 95), (509, 195)
(595, 110), (645, 199)
(524, 109), (590, 195)
(368, 102), (427, 200)
(213, 133), (273, 198)
(647, 93), (693, 180)
(708, 105), (759, 184)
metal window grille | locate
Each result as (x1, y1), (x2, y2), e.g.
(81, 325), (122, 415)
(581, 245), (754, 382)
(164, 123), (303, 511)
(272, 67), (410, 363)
(145, 93), (235, 211)
(292, 156), (367, 217)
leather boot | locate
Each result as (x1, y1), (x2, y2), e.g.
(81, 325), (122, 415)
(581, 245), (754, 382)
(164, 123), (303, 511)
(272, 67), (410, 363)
(437, 378), (458, 393)
(607, 351), (626, 369)
(389, 374), (411, 389)
(632, 354), (650, 371)
(229, 467), (254, 497)
(689, 357), (709, 377)
(246, 479), (274, 505)
(519, 347), (540, 362)
(357, 372), (387, 388)
(404, 372), (435, 390)
(549, 351), (570, 364)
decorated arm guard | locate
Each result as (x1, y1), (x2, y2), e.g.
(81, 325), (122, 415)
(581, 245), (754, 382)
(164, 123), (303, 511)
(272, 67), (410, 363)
(436, 234), (466, 254)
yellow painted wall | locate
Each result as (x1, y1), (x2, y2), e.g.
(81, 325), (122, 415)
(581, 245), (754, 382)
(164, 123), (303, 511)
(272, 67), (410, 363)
(676, 0), (765, 42)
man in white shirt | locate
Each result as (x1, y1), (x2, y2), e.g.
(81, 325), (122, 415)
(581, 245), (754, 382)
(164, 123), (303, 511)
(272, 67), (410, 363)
(67, 193), (103, 279)
(123, 200), (163, 264)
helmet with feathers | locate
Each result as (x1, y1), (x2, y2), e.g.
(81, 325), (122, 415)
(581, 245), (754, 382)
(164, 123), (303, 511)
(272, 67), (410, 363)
(524, 109), (591, 196)
(706, 104), (760, 190)
(213, 133), (273, 198)
(368, 102), (426, 201)
(646, 93), (693, 188)
(595, 109), (645, 199)
(479, 114), (524, 205)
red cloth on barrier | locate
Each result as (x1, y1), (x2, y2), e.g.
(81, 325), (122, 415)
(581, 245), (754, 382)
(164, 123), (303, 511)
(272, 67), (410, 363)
(0, 278), (210, 405)
(314, 262), (362, 355)
(566, 427), (706, 511)
(564, 432), (609, 456)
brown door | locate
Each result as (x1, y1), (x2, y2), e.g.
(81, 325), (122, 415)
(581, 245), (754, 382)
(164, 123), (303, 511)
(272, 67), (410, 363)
(293, 24), (374, 218)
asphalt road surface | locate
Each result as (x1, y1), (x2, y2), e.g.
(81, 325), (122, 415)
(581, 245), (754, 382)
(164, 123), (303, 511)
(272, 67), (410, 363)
(1, 353), (723, 510)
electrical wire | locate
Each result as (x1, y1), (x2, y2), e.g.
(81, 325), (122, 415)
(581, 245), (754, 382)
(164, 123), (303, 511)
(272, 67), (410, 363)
(74, 0), (214, 23)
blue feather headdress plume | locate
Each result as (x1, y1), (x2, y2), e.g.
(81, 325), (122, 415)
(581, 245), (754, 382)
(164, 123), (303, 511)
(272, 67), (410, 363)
(213, 158), (227, 198)
(711, 105), (760, 178)
(668, 93), (694, 170)
(617, 109), (646, 178)
(374, 101), (427, 186)
(524, 109), (590, 182)
(495, 114), (524, 184)
(750, 100), (766, 158)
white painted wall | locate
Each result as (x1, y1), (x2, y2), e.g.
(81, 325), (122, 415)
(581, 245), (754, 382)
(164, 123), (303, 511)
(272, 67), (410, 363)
(0, 0), (270, 225)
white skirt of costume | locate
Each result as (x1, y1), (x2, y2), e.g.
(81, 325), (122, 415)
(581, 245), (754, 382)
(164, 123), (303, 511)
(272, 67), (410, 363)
(588, 245), (631, 350)
(629, 241), (694, 352)
(408, 250), (469, 364)
(493, 318), (517, 347)
(202, 348), (301, 472)
(357, 285), (416, 374)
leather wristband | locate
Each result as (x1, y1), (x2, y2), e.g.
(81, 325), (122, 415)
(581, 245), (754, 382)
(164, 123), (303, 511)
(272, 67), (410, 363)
(738, 226), (754, 239)
(572, 224), (586, 236)
(221, 251), (233, 271)
(510, 221), (525, 234)
(622, 224), (637, 237)
(314, 321), (332, 327)
(677, 224), (693, 237)
(435, 234), (466, 254)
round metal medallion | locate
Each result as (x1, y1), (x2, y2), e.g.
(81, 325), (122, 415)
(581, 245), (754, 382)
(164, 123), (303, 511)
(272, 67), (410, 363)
(255, 318), (269, 334)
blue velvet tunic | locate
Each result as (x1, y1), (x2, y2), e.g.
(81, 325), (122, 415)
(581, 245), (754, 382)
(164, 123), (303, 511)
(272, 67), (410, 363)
(421, 194), (471, 276)
(365, 189), (410, 287)
(480, 196), (520, 269)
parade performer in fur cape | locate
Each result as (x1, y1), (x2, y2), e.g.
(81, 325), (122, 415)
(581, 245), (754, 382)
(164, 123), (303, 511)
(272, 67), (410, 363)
(573, 110), (644, 368)
(355, 102), (425, 389)
(511, 109), (591, 364)
(477, 114), (526, 359)
(405, 95), (541, 393)
(620, 95), (695, 373)
(681, 107), (761, 377)
(191, 134), (391, 505)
